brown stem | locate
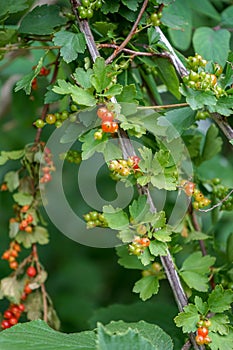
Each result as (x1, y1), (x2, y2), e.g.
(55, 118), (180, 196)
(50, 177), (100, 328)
(211, 113), (233, 143)
(137, 103), (189, 110)
(105, 0), (149, 64)
(32, 244), (48, 322)
(98, 43), (162, 57)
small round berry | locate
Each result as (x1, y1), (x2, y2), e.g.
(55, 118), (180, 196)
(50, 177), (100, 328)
(97, 107), (108, 119)
(86, 8), (93, 19)
(203, 319), (211, 328)
(4, 310), (13, 319)
(1, 320), (11, 329)
(24, 284), (32, 294)
(27, 266), (37, 278)
(34, 119), (45, 128)
(9, 261), (18, 270)
(195, 335), (205, 345)
(46, 114), (56, 124)
(18, 304), (25, 312)
(25, 226), (33, 233)
(9, 317), (18, 326)
(197, 327), (208, 337)
(94, 131), (103, 140)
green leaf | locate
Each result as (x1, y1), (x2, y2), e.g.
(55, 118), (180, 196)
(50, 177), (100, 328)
(153, 228), (172, 243)
(53, 80), (96, 106)
(116, 245), (145, 270)
(25, 290), (43, 321)
(0, 0), (28, 17)
(117, 85), (138, 104)
(0, 276), (23, 304)
(209, 329), (233, 350)
(121, 0), (139, 11)
(201, 124), (222, 162)
(102, 141), (122, 162)
(53, 31), (86, 63)
(9, 222), (19, 239)
(100, 320), (173, 350)
(15, 56), (44, 95)
(208, 285), (233, 313)
(189, 0), (220, 21)
(103, 206), (129, 230)
(13, 192), (33, 206)
(0, 319), (96, 350)
(209, 314), (230, 335)
(154, 57), (181, 99)
(166, 0), (192, 50)
(19, 5), (66, 35)
(133, 276), (159, 301)
(181, 252), (215, 274)
(16, 226), (49, 248)
(80, 129), (108, 160)
(4, 171), (19, 192)
(73, 68), (93, 89)
(193, 27), (230, 66)
(92, 22), (117, 38)
(185, 231), (209, 242)
(91, 57), (112, 93)
(208, 96), (233, 116)
(180, 85), (217, 110)
(221, 6), (233, 27)
(100, 84), (123, 97)
(174, 304), (199, 333)
(101, 0), (120, 14)
(194, 296), (208, 315)
(157, 107), (195, 141)
(149, 240), (168, 257)
(180, 271), (209, 292)
(129, 195), (149, 223)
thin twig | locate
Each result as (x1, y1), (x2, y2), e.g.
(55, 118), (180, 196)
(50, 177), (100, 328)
(0, 45), (61, 51)
(137, 103), (189, 110)
(211, 113), (233, 143)
(98, 43), (159, 57)
(105, 0), (149, 64)
(199, 189), (233, 212)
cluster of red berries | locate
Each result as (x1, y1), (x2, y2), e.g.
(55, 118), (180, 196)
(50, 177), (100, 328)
(21, 266), (38, 302)
(108, 156), (141, 179)
(1, 303), (25, 329)
(183, 54), (225, 98)
(31, 66), (50, 91)
(94, 106), (118, 139)
(195, 319), (212, 345)
(128, 235), (151, 256)
(180, 180), (211, 209)
(78, 0), (102, 19)
(8, 205), (34, 237)
(2, 241), (21, 270)
(83, 211), (108, 229)
(34, 110), (70, 129)
(40, 147), (55, 184)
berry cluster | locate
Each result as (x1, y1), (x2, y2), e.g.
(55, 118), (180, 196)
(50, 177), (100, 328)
(195, 319), (212, 345)
(9, 205), (35, 236)
(195, 110), (210, 120)
(183, 54), (225, 98)
(180, 180), (211, 209)
(40, 147), (55, 184)
(142, 262), (162, 277)
(96, 106), (118, 137)
(83, 211), (108, 229)
(78, 0), (102, 19)
(150, 11), (162, 26)
(60, 150), (82, 164)
(108, 156), (141, 178)
(212, 178), (233, 211)
(34, 110), (70, 129)
(2, 241), (21, 270)
(128, 236), (150, 256)
(1, 303), (25, 330)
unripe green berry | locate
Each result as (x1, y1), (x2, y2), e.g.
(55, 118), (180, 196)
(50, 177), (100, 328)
(34, 119), (45, 128)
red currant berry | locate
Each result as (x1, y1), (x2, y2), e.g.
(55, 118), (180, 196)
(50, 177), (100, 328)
(102, 121), (113, 133)
(27, 266), (37, 278)
(97, 107), (108, 119)
(24, 284), (32, 294)
(1, 320), (11, 329)
(102, 111), (114, 122)
(195, 335), (205, 345)
(9, 261), (18, 270)
(111, 121), (118, 133)
(4, 310), (13, 319)
(9, 317), (18, 326)
(197, 327), (208, 337)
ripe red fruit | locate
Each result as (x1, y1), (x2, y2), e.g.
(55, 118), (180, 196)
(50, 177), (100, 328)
(4, 310), (13, 319)
(9, 317), (18, 326)
(2, 251), (10, 260)
(197, 327), (208, 337)
(140, 237), (150, 247)
(27, 266), (37, 278)
(18, 304), (25, 312)
(1, 320), (11, 329)
(101, 111), (114, 122)
(97, 107), (108, 119)
(195, 335), (205, 345)
(130, 156), (140, 170)
(24, 284), (32, 294)
(9, 261), (18, 270)
(101, 121), (113, 132)
(111, 121), (118, 133)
